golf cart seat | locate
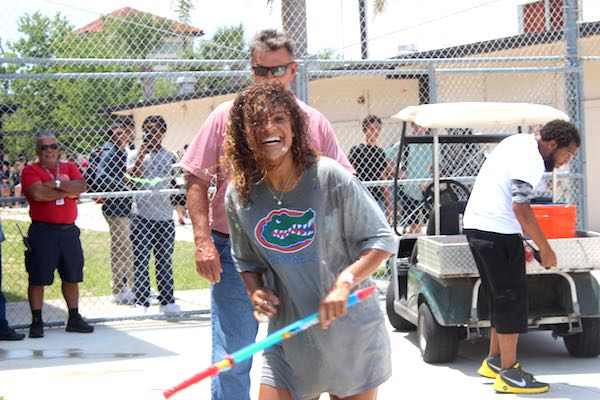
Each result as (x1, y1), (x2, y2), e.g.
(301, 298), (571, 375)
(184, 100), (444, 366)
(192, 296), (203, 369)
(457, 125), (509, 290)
(422, 179), (470, 235)
(426, 200), (467, 235)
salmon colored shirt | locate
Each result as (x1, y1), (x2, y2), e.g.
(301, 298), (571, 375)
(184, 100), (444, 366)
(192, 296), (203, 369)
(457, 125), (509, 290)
(180, 98), (353, 235)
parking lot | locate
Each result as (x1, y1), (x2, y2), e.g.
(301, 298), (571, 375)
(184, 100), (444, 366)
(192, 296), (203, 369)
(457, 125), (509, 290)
(1, 297), (599, 400)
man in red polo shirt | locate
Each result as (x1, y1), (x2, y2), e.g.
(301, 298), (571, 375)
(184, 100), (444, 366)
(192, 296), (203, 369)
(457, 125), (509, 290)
(21, 132), (94, 338)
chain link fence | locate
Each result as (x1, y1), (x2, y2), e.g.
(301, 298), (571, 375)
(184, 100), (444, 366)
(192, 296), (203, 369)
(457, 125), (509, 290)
(0, 0), (595, 328)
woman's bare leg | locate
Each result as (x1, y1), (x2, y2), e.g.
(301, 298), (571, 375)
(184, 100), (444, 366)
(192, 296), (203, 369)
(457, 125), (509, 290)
(258, 384), (294, 400)
(330, 387), (378, 400)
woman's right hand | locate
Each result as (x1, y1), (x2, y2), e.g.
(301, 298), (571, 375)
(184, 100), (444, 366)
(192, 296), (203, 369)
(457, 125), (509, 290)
(250, 287), (280, 322)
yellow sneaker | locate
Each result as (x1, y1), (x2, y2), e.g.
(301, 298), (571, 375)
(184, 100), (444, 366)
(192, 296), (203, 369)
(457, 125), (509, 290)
(493, 365), (549, 394)
(477, 356), (502, 379)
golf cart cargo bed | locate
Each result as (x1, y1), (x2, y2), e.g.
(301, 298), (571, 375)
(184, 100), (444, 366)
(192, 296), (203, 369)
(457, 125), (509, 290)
(417, 231), (600, 278)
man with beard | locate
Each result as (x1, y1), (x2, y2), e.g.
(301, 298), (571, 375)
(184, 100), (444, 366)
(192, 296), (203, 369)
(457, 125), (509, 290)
(463, 119), (580, 394)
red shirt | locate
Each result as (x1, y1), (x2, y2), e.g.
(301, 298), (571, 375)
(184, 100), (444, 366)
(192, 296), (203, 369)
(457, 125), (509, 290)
(22, 162), (83, 224)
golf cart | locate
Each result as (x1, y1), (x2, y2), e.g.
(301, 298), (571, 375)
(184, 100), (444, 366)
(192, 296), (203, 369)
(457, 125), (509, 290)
(386, 102), (600, 363)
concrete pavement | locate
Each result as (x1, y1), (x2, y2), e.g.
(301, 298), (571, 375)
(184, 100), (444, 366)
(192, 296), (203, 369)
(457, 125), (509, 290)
(1, 301), (600, 400)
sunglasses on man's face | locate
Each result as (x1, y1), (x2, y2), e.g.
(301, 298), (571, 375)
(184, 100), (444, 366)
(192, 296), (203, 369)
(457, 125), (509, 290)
(252, 62), (294, 77)
(38, 143), (59, 151)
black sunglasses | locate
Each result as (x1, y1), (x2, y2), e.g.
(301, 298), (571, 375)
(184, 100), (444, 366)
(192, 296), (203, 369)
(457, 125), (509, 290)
(38, 143), (59, 151)
(252, 62), (294, 77)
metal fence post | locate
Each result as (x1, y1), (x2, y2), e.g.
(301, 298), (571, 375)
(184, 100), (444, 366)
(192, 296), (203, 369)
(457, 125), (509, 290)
(564, 0), (588, 228)
(294, 60), (309, 104)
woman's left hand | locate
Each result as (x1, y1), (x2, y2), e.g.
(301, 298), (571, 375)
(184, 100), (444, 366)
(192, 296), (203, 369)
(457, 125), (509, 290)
(318, 285), (351, 329)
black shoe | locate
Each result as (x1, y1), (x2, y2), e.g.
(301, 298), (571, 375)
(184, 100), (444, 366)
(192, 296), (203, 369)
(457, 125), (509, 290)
(29, 322), (44, 338)
(66, 314), (94, 333)
(0, 328), (25, 341)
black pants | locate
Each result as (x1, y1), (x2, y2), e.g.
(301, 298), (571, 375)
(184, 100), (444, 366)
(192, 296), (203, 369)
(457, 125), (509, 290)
(465, 229), (528, 334)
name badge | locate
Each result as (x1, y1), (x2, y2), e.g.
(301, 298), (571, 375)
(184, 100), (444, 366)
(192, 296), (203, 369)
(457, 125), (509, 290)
(56, 198), (65, 206)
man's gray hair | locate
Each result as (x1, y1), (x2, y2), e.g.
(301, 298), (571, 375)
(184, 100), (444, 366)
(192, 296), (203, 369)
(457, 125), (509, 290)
(250, 29), (295, 61)
(36, 131), (57, 146)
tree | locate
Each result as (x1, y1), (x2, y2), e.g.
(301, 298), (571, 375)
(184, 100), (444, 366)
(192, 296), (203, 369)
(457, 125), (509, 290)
(172, 0), (195, 24)
(174, 0), (386, 59)
(0, 11), (157, 158)
(192, 24), (249, 90)
(266, 0), (386, 59)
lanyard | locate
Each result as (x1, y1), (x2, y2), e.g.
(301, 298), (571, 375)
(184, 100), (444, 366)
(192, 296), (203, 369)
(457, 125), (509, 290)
(42, 163), (60, 181)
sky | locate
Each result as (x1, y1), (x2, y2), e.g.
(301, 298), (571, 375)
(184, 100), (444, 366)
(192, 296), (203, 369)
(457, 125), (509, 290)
(2, 0), (600, 59)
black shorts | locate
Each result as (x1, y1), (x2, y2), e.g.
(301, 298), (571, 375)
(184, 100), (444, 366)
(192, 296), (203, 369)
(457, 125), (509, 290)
(465, 229), (527, 334)
(25, 221), (84, 285)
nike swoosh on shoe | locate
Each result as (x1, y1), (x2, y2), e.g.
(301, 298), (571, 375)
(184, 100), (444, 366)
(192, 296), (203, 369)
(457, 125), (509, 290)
(502, 375), (527, 387)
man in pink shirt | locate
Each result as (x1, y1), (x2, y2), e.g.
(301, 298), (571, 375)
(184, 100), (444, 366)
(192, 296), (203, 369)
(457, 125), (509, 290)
(180, 29), (353, 400)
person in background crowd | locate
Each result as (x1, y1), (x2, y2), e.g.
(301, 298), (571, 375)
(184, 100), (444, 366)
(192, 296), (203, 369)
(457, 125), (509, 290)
(180, 29), (353, 400)
(0, 161), (10, 205)
(11, 158), (26, 207)
(0, 219), (25, 341)
(386, 123), (432, 233)
(348, 114), (391, 216)
(128, 116), (180, 315)
(172, 144), (189, 225)
(96, 119), (136, 305)
(21, 132), (94, 338)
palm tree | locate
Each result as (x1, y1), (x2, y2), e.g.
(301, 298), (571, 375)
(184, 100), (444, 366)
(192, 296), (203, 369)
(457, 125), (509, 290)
(266, 0), (386, 59)
(360, 0), (386, 59)
(172, 0), (194, 24)
(174, 0), (386, 59)
(373, 0), (386, 15)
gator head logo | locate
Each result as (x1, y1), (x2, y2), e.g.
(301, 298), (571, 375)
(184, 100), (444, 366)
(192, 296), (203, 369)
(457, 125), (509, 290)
(255, 208), (315, 253)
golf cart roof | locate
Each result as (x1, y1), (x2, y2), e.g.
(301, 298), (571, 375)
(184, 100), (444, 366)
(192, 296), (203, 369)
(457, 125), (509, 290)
(392, 102), (569, 129)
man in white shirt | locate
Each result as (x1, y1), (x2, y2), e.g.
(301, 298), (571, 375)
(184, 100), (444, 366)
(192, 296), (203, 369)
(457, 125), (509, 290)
(463, 119), (580, 394)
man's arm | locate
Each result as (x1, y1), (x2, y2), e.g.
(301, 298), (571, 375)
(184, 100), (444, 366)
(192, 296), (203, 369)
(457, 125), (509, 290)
(186, 173), (222, 283)
(513, 203), (556, 268)
(512, 179), (556, 268)
(56, 179), (86, 197)
(96, 147), (128, 191)
(128, 145), (148, 178)
(25, 182), (67, 202)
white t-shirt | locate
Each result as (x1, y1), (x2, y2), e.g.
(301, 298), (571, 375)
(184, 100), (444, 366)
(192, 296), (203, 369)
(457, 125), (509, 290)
(463, 133), (544, 234)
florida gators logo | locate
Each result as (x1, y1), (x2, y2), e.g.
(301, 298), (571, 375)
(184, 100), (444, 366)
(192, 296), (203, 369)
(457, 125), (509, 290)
(255, 208), (315, 253)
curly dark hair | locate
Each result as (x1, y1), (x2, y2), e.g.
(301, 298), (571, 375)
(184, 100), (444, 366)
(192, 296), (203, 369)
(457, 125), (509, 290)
(539, 119), (580, 148)
(223, 81), (317, 204)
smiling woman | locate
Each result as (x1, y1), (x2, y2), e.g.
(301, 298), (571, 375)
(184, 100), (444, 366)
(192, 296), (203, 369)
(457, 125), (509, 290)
(222, 80), (397, 400)
(223, 81), (315, 203)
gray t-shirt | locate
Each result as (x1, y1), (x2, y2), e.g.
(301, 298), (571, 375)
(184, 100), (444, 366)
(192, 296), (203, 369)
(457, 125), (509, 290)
(225, 157), (395, 399)
(128, 148), (174, 221)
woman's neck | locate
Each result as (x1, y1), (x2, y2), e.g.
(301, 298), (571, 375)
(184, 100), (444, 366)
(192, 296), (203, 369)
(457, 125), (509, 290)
(265, 157), (300, 192)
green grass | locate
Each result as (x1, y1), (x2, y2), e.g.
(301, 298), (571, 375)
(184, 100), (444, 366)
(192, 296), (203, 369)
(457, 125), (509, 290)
(1, 219), (209, 302)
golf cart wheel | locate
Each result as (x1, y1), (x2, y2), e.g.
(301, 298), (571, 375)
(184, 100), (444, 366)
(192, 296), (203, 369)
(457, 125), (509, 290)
(386, 279), (415, 331)
(417, 302), (459, 363)
(564, 318), (600, 358)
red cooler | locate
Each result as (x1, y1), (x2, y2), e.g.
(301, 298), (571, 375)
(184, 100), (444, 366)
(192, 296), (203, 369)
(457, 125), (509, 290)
(531, 204), (577, 239)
